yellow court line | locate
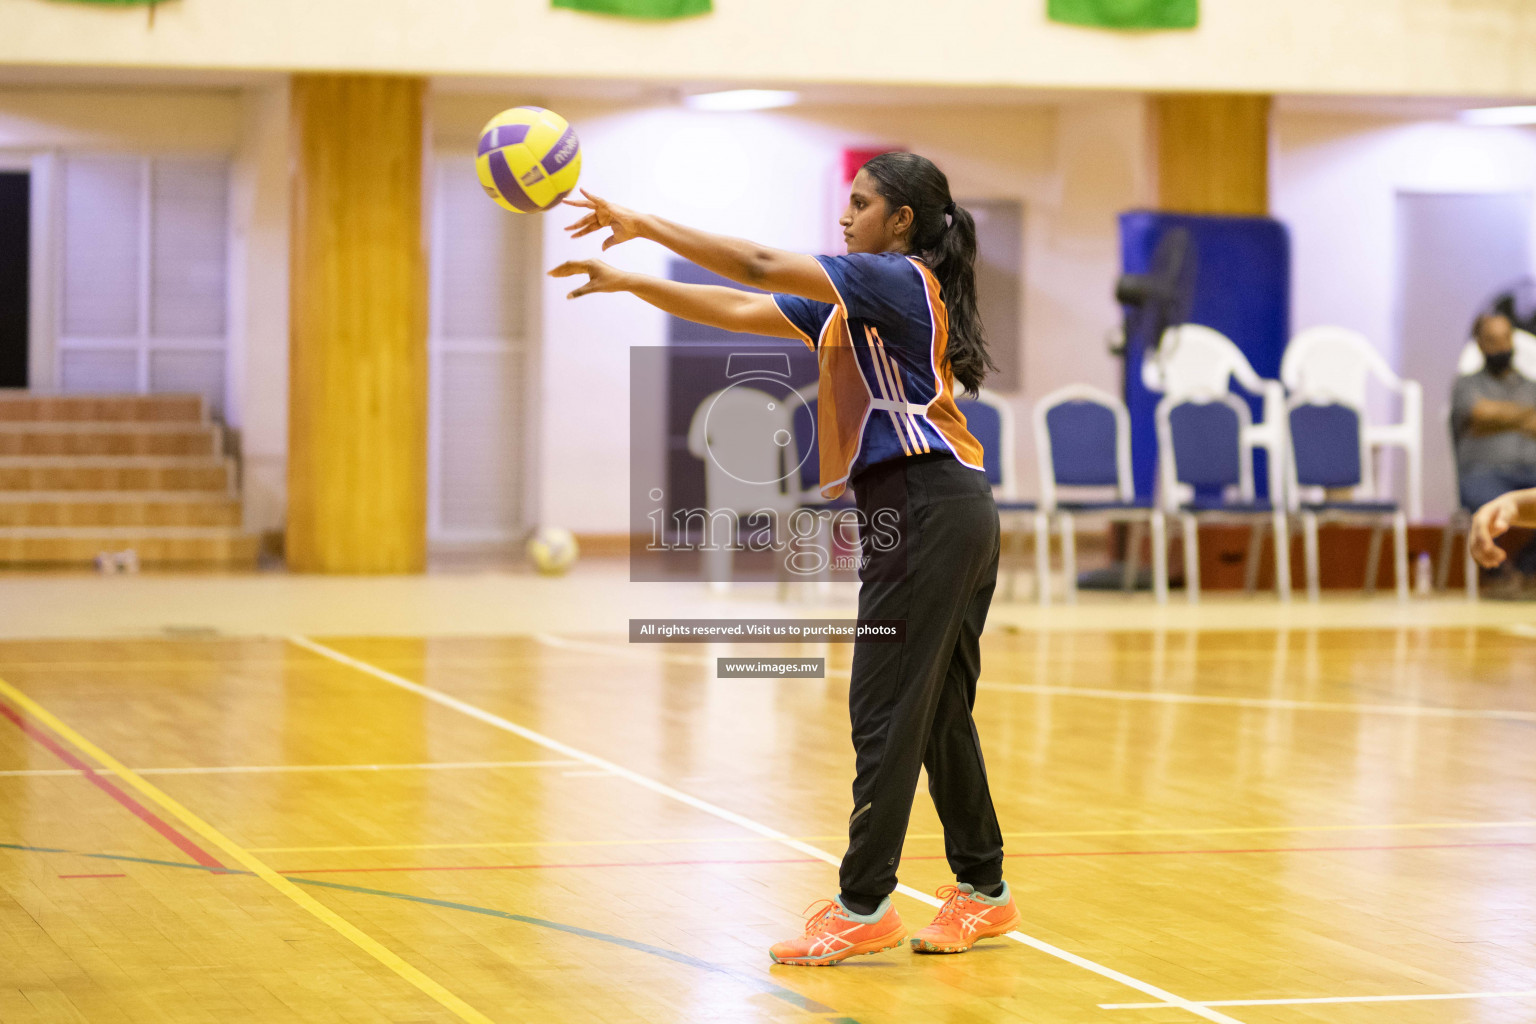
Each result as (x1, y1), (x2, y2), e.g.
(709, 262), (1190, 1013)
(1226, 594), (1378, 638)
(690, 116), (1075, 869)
(0, 674), (496, 1024)
(244, 819), (1536, 854)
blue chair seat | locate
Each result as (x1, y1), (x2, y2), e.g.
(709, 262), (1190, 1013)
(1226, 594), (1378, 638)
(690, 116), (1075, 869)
(1299, 500), (1398, 514)
(996, 500), (1039, 512)
(1180, 498), (1276, 513)
(1056, 499), (1155, 512)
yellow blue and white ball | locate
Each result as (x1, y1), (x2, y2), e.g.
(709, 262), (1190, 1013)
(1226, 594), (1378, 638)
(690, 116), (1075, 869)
(476, 107), (582, 213)
(527, 526), (580, 575)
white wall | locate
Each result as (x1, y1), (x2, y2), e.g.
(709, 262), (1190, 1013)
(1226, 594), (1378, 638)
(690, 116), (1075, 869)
(431, 92), (1145, 533)
(1276, 113), (1536, 372)
(9, 0), (1536, 99)
(0, 85), (290, 533)
(227, 82), (290, 534)
(0, 88), (241, 152)
(1274, 111), (1536, 517)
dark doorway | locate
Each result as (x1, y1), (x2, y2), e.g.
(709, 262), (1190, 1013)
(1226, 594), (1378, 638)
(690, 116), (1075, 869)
(0, 173), (29, 389)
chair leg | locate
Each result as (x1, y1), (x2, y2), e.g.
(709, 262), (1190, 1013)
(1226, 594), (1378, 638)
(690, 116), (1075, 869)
(1181, 513), (1200, 604)
(705, 544), (732, 595)
(1303, 512), (1320, 602)
(1061, 513), (1078, 605)
(1435, 517), (1457, 591)
(815, 513), (832, 599)
(1363, 524), (1384, 597)
(1035, 511), (1051, 607)
(1466, 534), (1480, 602)
(1242, 520), (1266, 594)
(1151, 511), (1169, 605)
(1273, 509), (1292, 602)
(1122, 522), (1145, 593)
(1002, 514), (1019, 603)
(1393, 511), (1409, 602)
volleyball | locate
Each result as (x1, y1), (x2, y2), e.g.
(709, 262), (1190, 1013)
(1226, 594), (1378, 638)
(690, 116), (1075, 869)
(476, 107), (582, 213)
(527, 525), (579, 575)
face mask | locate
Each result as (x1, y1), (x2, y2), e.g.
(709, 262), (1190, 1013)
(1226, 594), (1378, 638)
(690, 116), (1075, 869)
(1486, 351), (1515, 374)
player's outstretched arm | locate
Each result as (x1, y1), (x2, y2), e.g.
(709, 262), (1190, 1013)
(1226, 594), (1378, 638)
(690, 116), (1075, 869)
(548, 258), (800, 339)
(562, 190), (837, 304)
(1469, 488), (1536, 567)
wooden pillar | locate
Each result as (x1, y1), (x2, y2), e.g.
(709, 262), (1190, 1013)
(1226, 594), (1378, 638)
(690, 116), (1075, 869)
(1153, 93), (1271, 215)
(287, 74), (427, 573)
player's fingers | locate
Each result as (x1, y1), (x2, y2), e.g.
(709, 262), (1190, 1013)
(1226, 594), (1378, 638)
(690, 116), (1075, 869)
(547, 260), (588, 278)
(564, 213), (597, 231)
(1490, 507), (1513, 537)
(564, 196), (596, 210)
(1474, 540), (1507, 568)
(1470, 516), (1504, 566)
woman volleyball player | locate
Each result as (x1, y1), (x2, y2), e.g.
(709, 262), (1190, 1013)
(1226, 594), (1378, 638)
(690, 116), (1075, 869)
(551, 152), (1019, 965)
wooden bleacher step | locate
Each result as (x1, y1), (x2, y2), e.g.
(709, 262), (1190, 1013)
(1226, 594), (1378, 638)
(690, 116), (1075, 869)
(0, 393), (258, 568)
(0, 493), (242, 528)
(0, 422), (223, 457)
(0, 393), (206, 423)
(0, 528), (260, 566)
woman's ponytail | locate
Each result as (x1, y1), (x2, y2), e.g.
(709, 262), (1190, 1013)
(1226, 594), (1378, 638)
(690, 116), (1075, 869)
(859, 153), (995, 396)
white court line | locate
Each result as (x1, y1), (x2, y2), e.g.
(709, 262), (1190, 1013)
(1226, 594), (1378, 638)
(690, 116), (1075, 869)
(288, 634), (1248, 1024)
(0, 760), (578, 778)
(535, 633), (1536, 723)
(1102, 988), (1536, 1009)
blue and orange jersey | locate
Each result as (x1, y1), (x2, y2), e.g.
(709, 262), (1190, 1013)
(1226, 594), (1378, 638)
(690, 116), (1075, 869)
(774, 252), (985, 499)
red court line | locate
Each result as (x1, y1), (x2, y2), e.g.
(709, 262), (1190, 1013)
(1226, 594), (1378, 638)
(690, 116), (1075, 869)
(273, 840), (1536, 877)
(0, 700), (227, 872)
(59, 873), (126, 879)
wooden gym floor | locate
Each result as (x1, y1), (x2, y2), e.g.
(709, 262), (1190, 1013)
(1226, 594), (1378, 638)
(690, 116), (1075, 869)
(3, 596), (1536, 1022)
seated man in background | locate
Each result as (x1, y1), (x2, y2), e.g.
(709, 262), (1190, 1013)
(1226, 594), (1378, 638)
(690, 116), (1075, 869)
(1453, 313), (1536, 591)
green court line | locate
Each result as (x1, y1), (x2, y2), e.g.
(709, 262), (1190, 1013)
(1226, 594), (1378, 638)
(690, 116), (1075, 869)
(0, 841), (852, 1020)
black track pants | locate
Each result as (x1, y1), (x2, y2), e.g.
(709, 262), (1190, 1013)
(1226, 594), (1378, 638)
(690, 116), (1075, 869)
(839, 453), (1004, 904)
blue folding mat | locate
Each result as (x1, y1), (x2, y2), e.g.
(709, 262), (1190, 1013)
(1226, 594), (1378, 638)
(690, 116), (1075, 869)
(1118, 211), (1291, 500)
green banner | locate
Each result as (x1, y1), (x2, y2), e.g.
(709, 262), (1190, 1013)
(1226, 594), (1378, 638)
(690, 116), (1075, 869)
(1048, 0), (1197, 29)
(553, 0), (710, 19)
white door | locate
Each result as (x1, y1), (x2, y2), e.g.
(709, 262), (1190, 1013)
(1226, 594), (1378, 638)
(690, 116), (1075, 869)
(428, 155), (538, 547)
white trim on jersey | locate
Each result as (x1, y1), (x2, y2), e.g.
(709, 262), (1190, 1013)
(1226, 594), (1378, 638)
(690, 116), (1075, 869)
(869, 328), (930, 454)
(905, 255), (985, 473)
(864, 325), (914, 456)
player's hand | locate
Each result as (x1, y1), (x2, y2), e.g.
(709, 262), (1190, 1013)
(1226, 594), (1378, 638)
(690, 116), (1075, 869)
(1470, 493), (1519, 568)
(548, 258), (630, 299)
(563, 190), (644, 250)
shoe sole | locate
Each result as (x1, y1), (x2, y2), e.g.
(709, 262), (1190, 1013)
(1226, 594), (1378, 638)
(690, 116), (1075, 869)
(909, 912), (1022, 954)
(769, 929), (907, 966)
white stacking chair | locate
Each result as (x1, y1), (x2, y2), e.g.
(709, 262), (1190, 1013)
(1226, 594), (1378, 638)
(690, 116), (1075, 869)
(1035, 384), (1168, 605)
(1156, 390), (1291, 603)
(954, 389), (1047, 602)
(1282, 326), (1424, 521)
(1143, 323), (1288, 508)
(1434, 330), (1536, 600)
(1284, 394), (1409, 602)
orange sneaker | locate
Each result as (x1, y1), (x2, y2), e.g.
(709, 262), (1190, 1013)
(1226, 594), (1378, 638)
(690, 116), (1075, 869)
(769, 897), (905, 966)
(909, 883), (1021, 954)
